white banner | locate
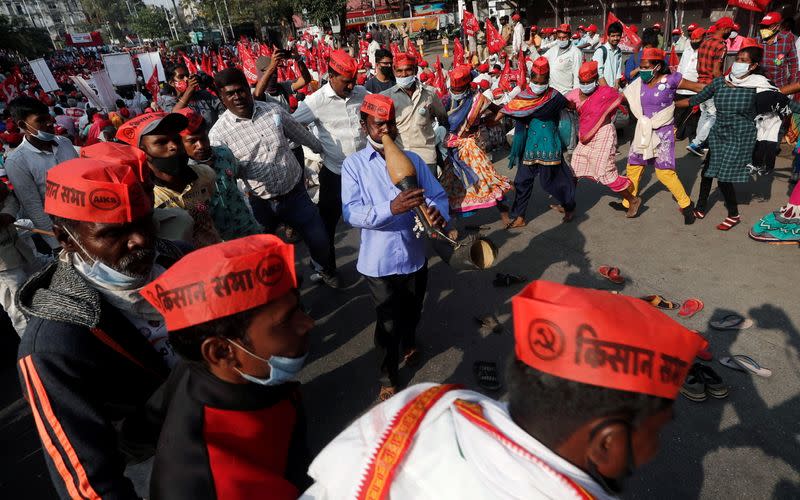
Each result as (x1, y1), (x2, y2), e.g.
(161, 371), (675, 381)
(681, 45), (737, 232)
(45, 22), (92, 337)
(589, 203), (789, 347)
(101, 53), (138, 87)
(69, 76), (104, 110)
(137, 52), (165, 83)
(92, 70), (120, 110)
(70, 32), (93, 44)
(28, 59), (60, 93)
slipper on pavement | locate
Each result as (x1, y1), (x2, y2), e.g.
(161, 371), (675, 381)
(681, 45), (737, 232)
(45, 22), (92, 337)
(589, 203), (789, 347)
(709, 314), (753, 331)
(473, 361), (502, 391)
(678, 298), (704, 318)
(598, 266), (625, 284)
(722, 355), (772, 378)
(640, 294), (681, 310)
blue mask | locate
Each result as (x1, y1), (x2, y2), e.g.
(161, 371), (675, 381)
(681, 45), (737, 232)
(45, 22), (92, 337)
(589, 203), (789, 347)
(228, 339), (308, 386)
(65, 226), (149, 290)
(28, 123), (56, 142)
(396, 75), (416, 89)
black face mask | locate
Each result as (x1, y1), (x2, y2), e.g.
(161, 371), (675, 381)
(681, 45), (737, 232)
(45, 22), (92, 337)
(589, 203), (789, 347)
(690, 41), (701, 50)
(150, 154), (187, 177)
(585, 419), (635, 495)
(379, 66), (394, 78)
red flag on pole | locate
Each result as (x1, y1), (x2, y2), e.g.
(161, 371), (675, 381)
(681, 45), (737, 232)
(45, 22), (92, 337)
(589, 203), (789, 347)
(316, 43), (328, 75)
(517, 50), (527, 90)
(462, 10), (479, 37)
(498, 59), (513, 91)
(180, 52), (198, 74)
(606, 13), (642, 52)
(453, 38), (465, 65)
(727, 0), (769, 12)
(433, 56), (447, 97)
(146, 67), (160, 103)
(215, 51), (226, 72)
(486, 20), (506, 54)
(669, 46), (679, 71)
(259, 44), (273, 58)
(0, 74), (19, 103)
(389, 42), (401, 56)
(237, 42), (259, 85)
(407, 42), (421, 61)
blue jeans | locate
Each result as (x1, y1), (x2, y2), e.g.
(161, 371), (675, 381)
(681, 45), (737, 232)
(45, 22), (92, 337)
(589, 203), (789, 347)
(249, 181), (335, 272)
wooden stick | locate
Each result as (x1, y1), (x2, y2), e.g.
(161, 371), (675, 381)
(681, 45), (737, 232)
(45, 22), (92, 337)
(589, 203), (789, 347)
(13, 224), (55, 237)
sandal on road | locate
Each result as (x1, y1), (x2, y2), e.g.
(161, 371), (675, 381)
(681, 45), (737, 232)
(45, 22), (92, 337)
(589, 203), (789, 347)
(709, 314), (753, 331)
(640, 295), (681, 310)
(473, 361), (502, 391)
(678, 298), (704, 318)
(378, 385), (397, 401)
(720, 355), (772, 378)
(598, 266), (625, 284)
(696, 364), (729, 399)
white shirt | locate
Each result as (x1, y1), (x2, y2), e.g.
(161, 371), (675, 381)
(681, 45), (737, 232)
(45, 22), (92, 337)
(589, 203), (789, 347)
(302, 384), (615, 500)
(512, 22), (526, 54)
(4, 136), (78, 249)
(676, 45), (699, 96)
(544, 44), (583, 94)
(592, 43), (623, 87)
(292, 83), (367, 175)
(367, 40), (381, 67)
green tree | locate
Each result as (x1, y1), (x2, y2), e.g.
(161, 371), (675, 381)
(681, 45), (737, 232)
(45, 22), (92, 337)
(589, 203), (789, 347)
(0, 15), (53, 57)
(79, 0), (147, 41)
(130, 6), (171, 40)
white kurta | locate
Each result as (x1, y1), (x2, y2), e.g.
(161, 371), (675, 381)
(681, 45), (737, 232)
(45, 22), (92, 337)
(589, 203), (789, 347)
(301, 384), (616, 500)
(544, 45), (583, 95)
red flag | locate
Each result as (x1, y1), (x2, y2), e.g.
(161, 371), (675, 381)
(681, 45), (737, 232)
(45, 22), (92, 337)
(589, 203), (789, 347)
(146, 67), (159, 103)
(669, 46), (679, 71)
(237, 42), (259, 85)
(517, 50), (527, 90)
(180, 52), (198, 74)
(215, 51), (226, 71)
(315, 42), (328, 75)
(0, 73), (19, 103)
(498, 59), (513, 91)
(485, 20), (506, 54)
(605, 13), (641, 52)
(462, 11), (479, 37)
(259, 44), (273, 58)
(407, 42), (421, 61)
(432, 56), (447, 97)
(727, 0), (769, 12)
(453, 38), (465, 65)
(389, 42), (401, 56)
(200, 54), (213, 75)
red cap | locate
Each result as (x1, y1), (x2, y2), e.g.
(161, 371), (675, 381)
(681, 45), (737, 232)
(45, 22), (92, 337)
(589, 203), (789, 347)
(449, 66), (472, 87)
(642, 47), (666, 61)
(653, 22), (662, 29)
(691, 28), (706, 40)
(492, 87), (504, 98)
(732, 23), (740, 31)
(687, 23), (699, 32)
(571, 33), (579, 40)
(739, 37), (760, 50)
(419, 72), (430, 82)
(671, 28), (681, 35)
(80, 142), (148, 183)
(531, 25), (538, 32)
(714, 16), (735, 30)
(328, 49), (357, 78)
(115, 112), (188, 147)
(393, 53), (417, 68)
(512, 13), (521, 21)
(418, 59), (428, 67)
(360, 93), (395, 121)
(532, 56), (549, 76)
(44, 158), (151, 224)
(489, 66), (501, 75)
(587, 24), (597, 33)
(578, 25), (585, 30)
(513, 281), (707, 400)
(478, 79), (490, 90)
(142, 235), (297, 331)
(478, 63), (489, 72)
(173, 107), (205, 136)
(365, 33), (372, 40)
(578, 61), (598, 81)
(630, 25), (639, 33)
(760, 12), (782, 26)
(556, 23), (571, 33)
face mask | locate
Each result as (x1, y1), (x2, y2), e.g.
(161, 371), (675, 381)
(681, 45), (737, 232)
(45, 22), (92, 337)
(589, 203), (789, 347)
(174, 80), (188, 93)
(149, 154), (187, 176)
(65, 226), (149, 291)
(730, 61), (751, 78)
(228, 339), (308, 386)
(396, 75), (416, 89)
(586, 419), (635, 495)
(672, 36), (679, 43)
(639, 69), (655, 83)
(449, 89), (466, 99)
(690, 41), (701, 50)
(729, 31), (738, 39)
(579, 81), (597, 94)
(27, 123), (56, 142)
(558, 39), (571, 49)
(367, 134), (384, 151)
(531, 83), (548, 95)
(379, 66), (393, 78)
(760, 28), (776, 40)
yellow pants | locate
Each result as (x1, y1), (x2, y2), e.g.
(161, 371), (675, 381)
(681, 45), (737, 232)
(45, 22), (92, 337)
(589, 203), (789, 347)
(622, 164), (691, 209)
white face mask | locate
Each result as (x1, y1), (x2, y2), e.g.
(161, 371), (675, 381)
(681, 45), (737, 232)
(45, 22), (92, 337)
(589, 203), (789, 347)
(729, 31), (738, 39)
(449, 89), (467, 99)
(64, 225), (149, 291)
(228, 339), (308, 386)
(395, 75), (416, 89)
(579, 81), (598, 94)
(531, 83), (548, 95)
(367, 135), (384, 151)
(730, 61), (751, 78)
(558, 39), (571, 49)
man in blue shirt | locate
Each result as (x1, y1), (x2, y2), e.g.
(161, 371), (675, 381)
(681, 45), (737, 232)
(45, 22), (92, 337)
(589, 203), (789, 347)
(341, 94), (449, 401)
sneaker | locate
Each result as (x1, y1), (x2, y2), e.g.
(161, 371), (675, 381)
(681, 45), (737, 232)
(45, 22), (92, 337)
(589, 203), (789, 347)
(317, 270), (342, 289)
(686, 143), (704, 157)
(309, 272), (324, 284)
(682, 202), (696, 225)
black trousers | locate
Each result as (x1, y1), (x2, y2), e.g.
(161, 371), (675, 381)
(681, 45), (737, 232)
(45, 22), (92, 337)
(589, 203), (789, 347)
(675, 104), (699, 142)
(752, 140), (778, 171)
(696, 157), (738, 217)
(365, 263), (428, 386)
(509, 161), (577, 220)
(318, 167), (342, 268)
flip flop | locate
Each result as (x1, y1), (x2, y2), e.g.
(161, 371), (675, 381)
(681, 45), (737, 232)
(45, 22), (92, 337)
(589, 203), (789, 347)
(709, 314), (753, 331)
(720, 355), (772, 378)
(678, 298), (704, 318)
(640, 295), (681, 310)
(598, 266), (625, 284)
(473, 361), (502, 391)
